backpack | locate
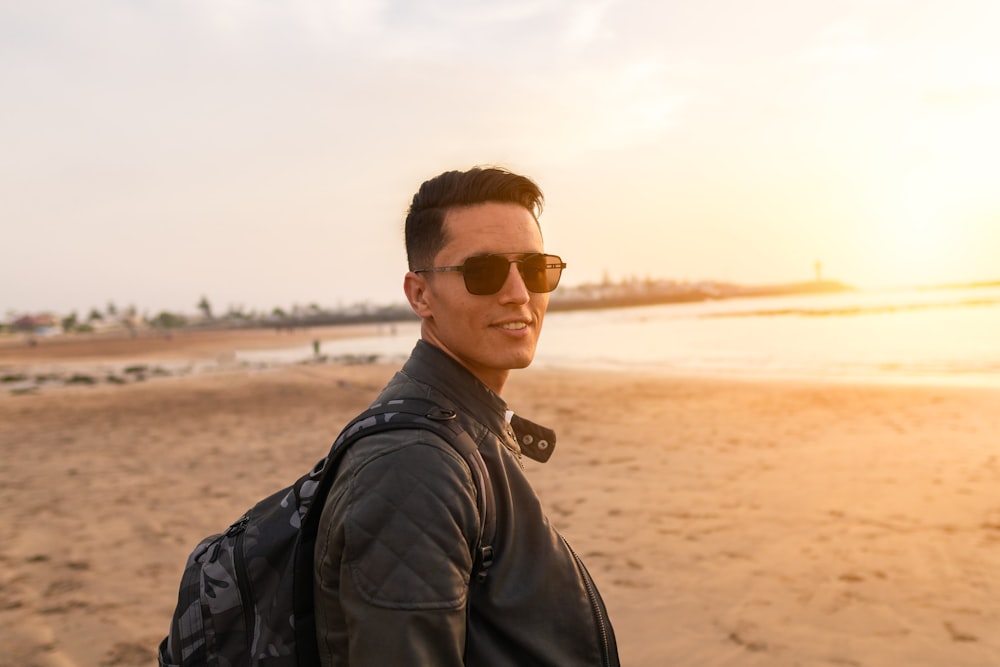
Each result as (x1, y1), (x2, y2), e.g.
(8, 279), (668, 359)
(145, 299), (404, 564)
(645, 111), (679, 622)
(158, 397), (497, 667)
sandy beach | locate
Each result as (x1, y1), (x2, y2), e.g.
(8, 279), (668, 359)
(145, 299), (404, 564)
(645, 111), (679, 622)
(1, 329), (998, 666)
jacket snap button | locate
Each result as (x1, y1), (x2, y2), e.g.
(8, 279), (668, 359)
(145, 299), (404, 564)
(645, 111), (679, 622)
(522, 434), (534, 445)
(537, 440), (549, 450)
(426, 408), (457, 421)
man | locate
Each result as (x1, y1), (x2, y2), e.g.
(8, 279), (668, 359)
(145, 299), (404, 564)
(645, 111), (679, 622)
(313, 167), (620, 666)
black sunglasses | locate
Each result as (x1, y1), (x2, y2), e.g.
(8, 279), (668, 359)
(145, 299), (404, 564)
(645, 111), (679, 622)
(414, 253), (567, 296)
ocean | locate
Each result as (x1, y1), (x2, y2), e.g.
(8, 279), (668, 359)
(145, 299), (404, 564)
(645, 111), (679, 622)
(237, 284), (1000, 387)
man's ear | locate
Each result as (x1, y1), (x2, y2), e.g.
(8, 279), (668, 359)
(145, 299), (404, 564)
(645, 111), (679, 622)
(404, 272), (434, 319)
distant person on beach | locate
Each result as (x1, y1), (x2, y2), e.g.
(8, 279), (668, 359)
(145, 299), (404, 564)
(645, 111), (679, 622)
(313, 167), (620, 665)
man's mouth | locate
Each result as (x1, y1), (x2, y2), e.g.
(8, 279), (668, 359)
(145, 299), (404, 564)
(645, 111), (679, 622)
(497, 321), (528, 331)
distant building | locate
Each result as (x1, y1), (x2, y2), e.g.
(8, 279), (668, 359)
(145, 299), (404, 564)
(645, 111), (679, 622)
(12, 314), (57, 331)
(9, 314), (59, 337)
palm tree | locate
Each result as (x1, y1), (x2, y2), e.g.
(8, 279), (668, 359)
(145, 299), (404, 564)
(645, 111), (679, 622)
(197, 295), (213, 320)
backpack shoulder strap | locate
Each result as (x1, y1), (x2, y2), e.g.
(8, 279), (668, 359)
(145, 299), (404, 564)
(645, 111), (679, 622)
(326, 398), (496, 573)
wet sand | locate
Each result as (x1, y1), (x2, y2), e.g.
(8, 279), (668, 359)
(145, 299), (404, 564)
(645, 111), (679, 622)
(1, 329), (998, 666)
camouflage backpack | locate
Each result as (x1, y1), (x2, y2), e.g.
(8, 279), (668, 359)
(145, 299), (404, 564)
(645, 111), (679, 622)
(158, 398), (497, 667)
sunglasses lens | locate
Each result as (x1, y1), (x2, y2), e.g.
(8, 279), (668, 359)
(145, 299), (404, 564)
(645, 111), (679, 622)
(461, 254), (565, 295)
(520, 254), (561, 293)
(462, 255), (511, 295)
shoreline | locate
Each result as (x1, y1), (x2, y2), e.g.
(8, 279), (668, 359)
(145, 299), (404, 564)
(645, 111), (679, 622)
(5, 289), (999, 392)
(5, 339), (999, 397)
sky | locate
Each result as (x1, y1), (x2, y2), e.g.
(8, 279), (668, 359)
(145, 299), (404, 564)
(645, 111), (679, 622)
(3, 0), (999, 317)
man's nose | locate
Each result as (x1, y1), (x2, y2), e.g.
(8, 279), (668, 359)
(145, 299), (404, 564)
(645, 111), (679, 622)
(498, 262), (530, 303)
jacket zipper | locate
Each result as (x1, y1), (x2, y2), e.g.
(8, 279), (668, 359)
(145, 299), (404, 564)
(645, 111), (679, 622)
(224, 515), (256, 657)
(561, 535), (613, 667)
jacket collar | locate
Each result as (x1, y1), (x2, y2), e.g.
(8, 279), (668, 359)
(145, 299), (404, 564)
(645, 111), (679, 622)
(402, 340), (509, 433)
(400, 340), (557, 463)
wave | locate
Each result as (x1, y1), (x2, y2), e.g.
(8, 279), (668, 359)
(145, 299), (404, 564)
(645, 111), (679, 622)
(701, 296), (1000, 319)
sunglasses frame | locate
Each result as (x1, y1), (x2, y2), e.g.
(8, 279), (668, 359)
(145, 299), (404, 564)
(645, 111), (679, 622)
(414, 252), (567, 296)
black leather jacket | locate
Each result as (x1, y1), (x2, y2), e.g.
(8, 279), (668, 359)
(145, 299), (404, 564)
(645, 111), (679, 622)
(313, 341), (620, 666)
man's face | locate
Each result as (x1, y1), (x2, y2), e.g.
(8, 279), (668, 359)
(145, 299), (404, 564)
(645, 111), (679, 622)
(405, 202), (550, 394)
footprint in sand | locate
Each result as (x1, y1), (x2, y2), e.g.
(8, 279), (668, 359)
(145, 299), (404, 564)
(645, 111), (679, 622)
(0, 618), (76, 667)
(45, 578), (84, 596)
(943, 621), (978, 643)
(101, 641), (157, 666)
(727, 630), (768, 653)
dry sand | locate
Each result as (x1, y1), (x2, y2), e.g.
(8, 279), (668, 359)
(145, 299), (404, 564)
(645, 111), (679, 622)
(1, 329), (998, 666)
(0, 324), (385, 364)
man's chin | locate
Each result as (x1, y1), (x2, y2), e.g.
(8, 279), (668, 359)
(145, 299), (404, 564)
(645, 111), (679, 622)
(507, 351), (537, 370)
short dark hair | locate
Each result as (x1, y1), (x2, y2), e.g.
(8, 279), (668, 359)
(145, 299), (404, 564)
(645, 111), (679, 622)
(405, 166), (544, 270)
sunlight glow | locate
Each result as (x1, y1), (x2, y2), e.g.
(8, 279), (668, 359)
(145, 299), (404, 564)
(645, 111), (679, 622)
(861, 84), (1000, 287)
